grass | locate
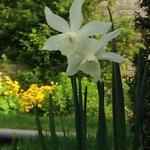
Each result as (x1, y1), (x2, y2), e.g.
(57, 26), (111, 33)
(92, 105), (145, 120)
(0, 136), (97, 150)
(0, 113), (98, 132)
(0, 113), (108, 133)
(0, 113), (133, 149)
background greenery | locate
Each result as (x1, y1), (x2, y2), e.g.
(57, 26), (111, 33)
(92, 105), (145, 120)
(133, 0), (150, 148)
(0, 0), (142, 121)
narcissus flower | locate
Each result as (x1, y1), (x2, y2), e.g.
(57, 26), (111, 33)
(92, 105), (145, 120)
(66, 29), (126, 81)
(43, 0), (112, 57)
(43, 0), (126, 81)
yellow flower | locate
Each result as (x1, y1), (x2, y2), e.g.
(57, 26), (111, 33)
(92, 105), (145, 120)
(0, 72), (20, 97)
(19, 83), (57, 112)
(4, 76), (20, 95)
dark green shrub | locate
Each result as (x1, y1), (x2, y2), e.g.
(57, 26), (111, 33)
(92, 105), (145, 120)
(128, 0), (150, 148)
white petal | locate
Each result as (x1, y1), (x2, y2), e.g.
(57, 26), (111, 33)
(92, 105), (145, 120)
(45, 6), (70, 33)
(96, 29), (121, 52)
(66, 53), (83, 76)
(97, 52), (126, 63)
(43, 34), (65, 50)
(102, 28), (121, 42)
(80, 21), (112, 36)
(43, 34), (74, 57)
(69, 0), (84, 30)
(80, 54), (101, 81)
(88, 38), (102, 54)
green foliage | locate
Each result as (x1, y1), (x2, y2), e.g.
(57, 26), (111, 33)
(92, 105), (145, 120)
(107, 0), (117, 6)
(15, 67), (42, 89)
(0, 93), (18, 114)
(0, 0), (67, 86)
(0, 77), (19, 114)
(48, 72), (113, 117)
(52, 72), (73, 114)
(0, 54), (11, 73)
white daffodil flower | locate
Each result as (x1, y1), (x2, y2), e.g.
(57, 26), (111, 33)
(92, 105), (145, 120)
(43, 0), (126, 81)
(43, 0), (112, 57)
(66, 29), (126, 81)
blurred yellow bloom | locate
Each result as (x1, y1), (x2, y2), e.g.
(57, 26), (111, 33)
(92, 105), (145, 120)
(0, 71), (57, 113)
(19, 83), (56, 112)
(4, 75), (20, 95)
(0, 72), (20, 96)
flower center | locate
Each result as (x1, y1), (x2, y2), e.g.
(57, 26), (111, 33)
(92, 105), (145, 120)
(67, 32), (77, 43)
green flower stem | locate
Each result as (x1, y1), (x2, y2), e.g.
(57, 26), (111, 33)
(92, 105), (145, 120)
(96, 81), (108, 150)
(78, 75), (84, 145)
(83, 86), (87, 144)
(133, 52), (142, 115)
(60, 115), (70, 150)
(108, 6), (127, 150)
(70, 75), (87, 150)
(78, 76), (87, 150)
(34, 106), (47, 150)
(71, 75), (80, 150)
(132, 53), (142, 149)
(49, 93), (59, 150)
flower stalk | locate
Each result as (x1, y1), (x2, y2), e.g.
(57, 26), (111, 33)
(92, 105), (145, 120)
(83, 85), (87, 144)
(34, 106), (47, 150)
(48, 93), (59, 150)
(96, 81), (108, 150)
(108, 6), (127, 150)
(70, 75), (87, 150)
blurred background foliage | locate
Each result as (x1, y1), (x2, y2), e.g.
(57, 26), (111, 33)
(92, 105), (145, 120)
(0, 0), (143, 117)
(133, 0), (150, 148)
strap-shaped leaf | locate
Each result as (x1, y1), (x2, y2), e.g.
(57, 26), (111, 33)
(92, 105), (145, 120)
(49, 94), (59, 150)
(132, 61), (148, 150)
(96, 81), (108, 150)
(34, 106), (47, 150)
(108, 7), (127, 150)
